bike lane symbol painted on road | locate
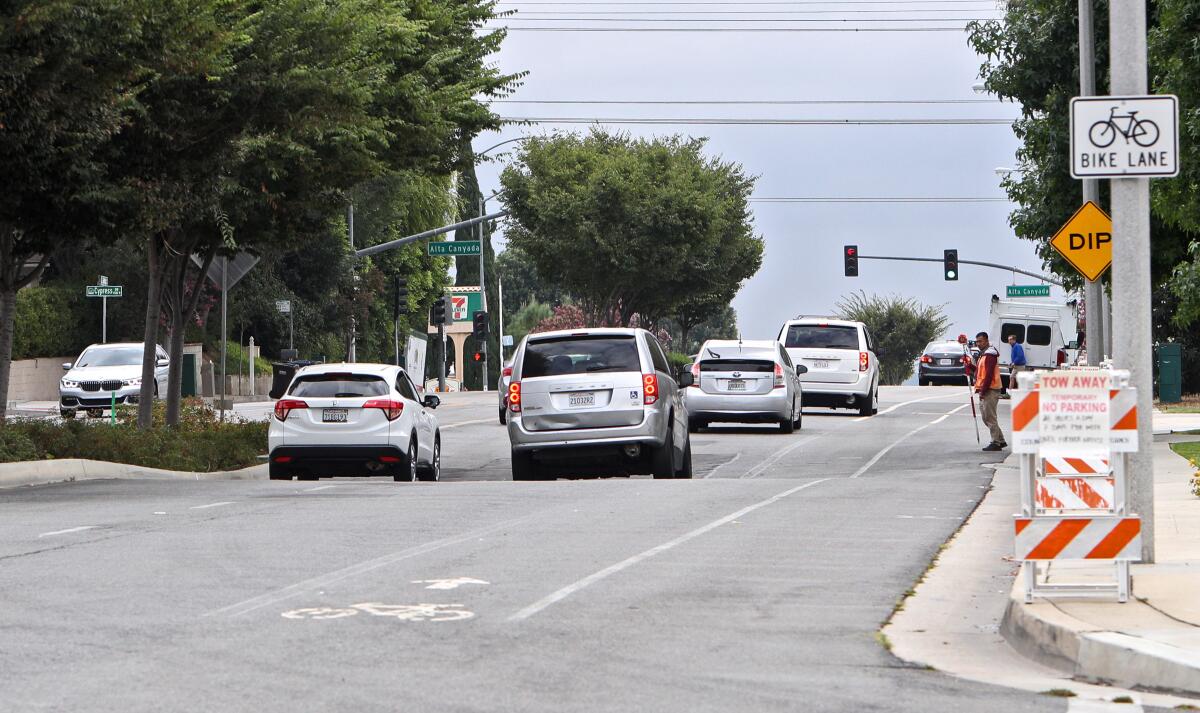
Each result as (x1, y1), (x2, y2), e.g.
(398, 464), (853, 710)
(281, 603), (475, 622)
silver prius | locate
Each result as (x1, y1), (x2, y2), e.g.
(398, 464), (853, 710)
(683, 339), (805, 433)
(505, 328), (693, 481)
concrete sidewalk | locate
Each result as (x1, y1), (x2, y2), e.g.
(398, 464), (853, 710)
(1153, 408), (1200, 435)
(1001, 440), (1200, 695)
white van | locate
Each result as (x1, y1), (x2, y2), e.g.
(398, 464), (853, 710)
(988, 295), (1080, 372)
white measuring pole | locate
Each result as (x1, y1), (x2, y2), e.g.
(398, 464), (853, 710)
(1108, 0), (1155, 562)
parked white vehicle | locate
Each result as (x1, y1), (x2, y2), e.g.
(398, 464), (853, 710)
(776, 317), (879, 416)
(684, 339), (804, 432)
(988, 295), (1080, 372)
(267, 363), (441, 482)
(59, 343), (169, 419)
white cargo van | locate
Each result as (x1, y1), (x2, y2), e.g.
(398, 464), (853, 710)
(988, 295), (1081, 372)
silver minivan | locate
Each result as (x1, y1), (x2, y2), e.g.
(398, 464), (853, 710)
(506, 328), (693, 480)
(683, 339), (804, 432)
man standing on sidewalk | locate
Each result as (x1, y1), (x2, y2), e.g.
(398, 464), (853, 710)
(1007, 334), (1027, 392)
(974, 331), (1006, 452)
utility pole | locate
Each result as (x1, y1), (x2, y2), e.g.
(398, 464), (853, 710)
(478, 197), (489, 392)
(1109, 0), (1155, 561)
(1079, 0), (1106, 365)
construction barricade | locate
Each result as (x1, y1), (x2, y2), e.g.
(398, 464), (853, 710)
(1010, 368), (1141, 602)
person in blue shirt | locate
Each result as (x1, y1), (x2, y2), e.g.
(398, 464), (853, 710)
(1007, 334), (1028, 391)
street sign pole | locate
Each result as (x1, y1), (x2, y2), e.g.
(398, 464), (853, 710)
(478, 198), (488, 392)
(1079, 0), (1105, 365)
(1109, 0), (1155, 562)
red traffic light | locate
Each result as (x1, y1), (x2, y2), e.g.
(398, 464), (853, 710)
(472, 352), (483, 362)
(845, 247), (856, 256)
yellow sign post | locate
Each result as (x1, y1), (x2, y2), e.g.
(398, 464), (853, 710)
(1050, 201), (1113, 281)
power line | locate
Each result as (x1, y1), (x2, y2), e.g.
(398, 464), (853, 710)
(489, 25), (975, 31)
(493, 16), (995, 21)
(499, 116), (1014, 125)
(498, 1), (1000, 5)
(504, 7), (997, 12)
(494, 98), (1000, 105)
(750, 196), (1009, 203)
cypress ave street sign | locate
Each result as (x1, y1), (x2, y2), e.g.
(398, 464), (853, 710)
(1007, 285), (1050, 298)
(1051, 201), (1113, 282)
(427, 241), (481, 256)
(86, 285), (123, 298)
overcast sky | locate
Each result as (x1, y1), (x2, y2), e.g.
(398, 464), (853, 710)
(471, 2), (1070, 344)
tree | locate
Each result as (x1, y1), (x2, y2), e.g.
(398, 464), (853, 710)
(672, 290), (736, 357)
(0, 0), (156, 420)
(669, 304), (738, 357)
(496, 246), (571, 311)
(500, 130), (763, 327)
(836, 292), (950, 385)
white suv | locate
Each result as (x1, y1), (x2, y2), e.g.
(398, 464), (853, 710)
(267, 363), (442, 482)
(776, 318), (879, 417)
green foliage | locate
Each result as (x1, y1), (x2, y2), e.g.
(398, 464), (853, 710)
(1169, 240), (1200, 327)
(497, 246), (571, 310)
(12, 286), (88, 359)
(836, 291), (951, 386)
(507, 300), (554, 346)
(500, 130), (763, 326)
(2, 401), (267, 471)
(667, 351), (692, 374)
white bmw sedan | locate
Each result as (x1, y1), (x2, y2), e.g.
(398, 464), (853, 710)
(267, 363), (441, 482)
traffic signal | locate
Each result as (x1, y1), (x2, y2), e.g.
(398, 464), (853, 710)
(843, 245), (859, 277)
(472, 310), (489, 340)
(430, 296), (447, 326)
(472, 351), (483, 363)
(393, 277), (409, 321)
(943, 249), (959, 281)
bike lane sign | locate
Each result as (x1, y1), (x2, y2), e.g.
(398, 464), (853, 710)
(1071, 95), (1178, 178)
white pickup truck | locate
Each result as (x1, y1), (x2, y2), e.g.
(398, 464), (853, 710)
(988, 295), (1081, 374)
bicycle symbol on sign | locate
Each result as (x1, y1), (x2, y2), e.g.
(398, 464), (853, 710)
(1088, 106), (1160, 148)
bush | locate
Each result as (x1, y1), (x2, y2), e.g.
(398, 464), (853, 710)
(0, 401), (267, 472)
(13, 285), (91, 360)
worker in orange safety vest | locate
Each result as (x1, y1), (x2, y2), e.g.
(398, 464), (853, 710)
(973, 331), (1005, 451)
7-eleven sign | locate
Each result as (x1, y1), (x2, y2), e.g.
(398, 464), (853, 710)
(451, 296), (468, 321)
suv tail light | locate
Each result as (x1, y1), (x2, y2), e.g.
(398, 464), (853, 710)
(643, 373), (659, 405)
(273, 399), (308, 421)
(773, 363), (785, 389)
(508, 381), (521, 412)
(363, 399), (404, 421)
(859, 352), (870, 372)
(920, 355), (932, 364)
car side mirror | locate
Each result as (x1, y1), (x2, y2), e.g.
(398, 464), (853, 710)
(422, 395), (440, 409)
(61, 362), (72, 371)
(795, 364), (808, 375)
(1068, 340), (1080, 350)
(678, 371), (695, 388)
(156, 358), (169, 367)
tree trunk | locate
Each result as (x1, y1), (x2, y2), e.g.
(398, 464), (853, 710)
(0, 229), (49, 424)
(165, 316), (185, 425)
(0, 287), (18, 423)
(162, 239), (213, 426)
(137, 235), (164, 428)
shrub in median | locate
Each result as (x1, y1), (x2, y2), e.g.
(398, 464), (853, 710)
(0, 401), (267, 472)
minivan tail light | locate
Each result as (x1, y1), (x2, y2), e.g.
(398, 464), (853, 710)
(363, 399), (404, 421)
(502, 366), (513, 378)
(508, 381), (521, 412)
(773, 363), (785, 388)
(643, 373), (659, 405)
(273, 399), (308, 421)
(859, 352), (869, 372)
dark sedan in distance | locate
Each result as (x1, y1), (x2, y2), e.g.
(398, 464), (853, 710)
(917, 340), (969, 386)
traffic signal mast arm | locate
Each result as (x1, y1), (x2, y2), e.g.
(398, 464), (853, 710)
(354, 211), (509, 258)
(855, 253), (1064, 287)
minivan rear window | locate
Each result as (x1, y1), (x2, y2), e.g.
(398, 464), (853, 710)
(1026, 324), (1052, 346)
(522, 336), (640, 377)
(289, 373), (389, 398)
(700, 359), (774, 372)
(783, 325), (859, 350)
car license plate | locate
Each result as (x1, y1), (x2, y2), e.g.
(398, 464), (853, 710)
(322, 408), (348, 423)
(939, 358), (954, 366)
(726, 379), (747, 391)
(568, 392), (595, 407)
(813, 359), (832, 369)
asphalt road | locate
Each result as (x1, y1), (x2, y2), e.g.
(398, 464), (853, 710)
(0, 386), (1099, 712)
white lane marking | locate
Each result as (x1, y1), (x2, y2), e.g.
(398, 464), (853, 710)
(702, 451), (741, 479)
(303, 485), (336, 492)
(37, 526), (97, 538)
(190, 501), (236, 510)
(897, 515), (963, 520)
(854, 392), (960, 422)
(440, 418), (496, 430)
(931, 403), (970, 424)
(208, 515), (533, 617)
(849, 404), (970, 479)
(283, 603), (474, 622)
(412, 577), (490, 590)
(1068, 698), (1142, 712)
(743, 435), (824, 479)
(508, 478), (831, 622)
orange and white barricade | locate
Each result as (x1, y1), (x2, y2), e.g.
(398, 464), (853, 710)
(1009, 369), (1140, 603)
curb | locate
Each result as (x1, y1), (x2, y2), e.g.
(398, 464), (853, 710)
(1000, 579), (1200, 696)
(0, 459), (267, 490)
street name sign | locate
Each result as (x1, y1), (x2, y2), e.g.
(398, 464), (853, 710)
(1006, 285), (1050, 298)
(276, 299), (291, 314)
(86, 285), (123, 298)
(428, 241), (481, 256)
(1070, 95), (1179, 178)
(1050, 201), (1113, 281)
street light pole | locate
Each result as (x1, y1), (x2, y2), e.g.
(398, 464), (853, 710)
(1109, 0), (1155, 562)
(348, 203), (357, 363)
(1078, 0), (1107, 365)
